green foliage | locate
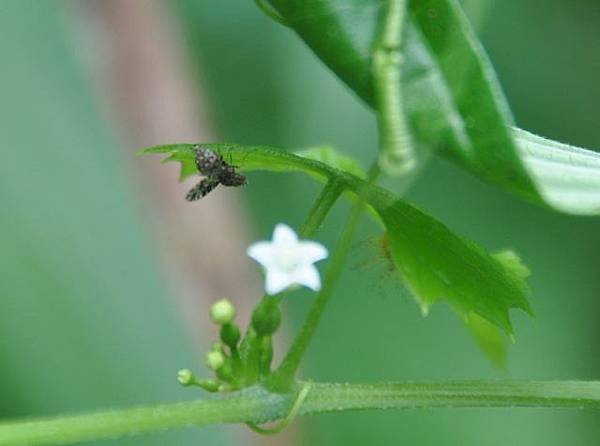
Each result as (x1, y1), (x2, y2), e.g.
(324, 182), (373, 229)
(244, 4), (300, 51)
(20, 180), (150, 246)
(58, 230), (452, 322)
(143, 144), (531, 344)
(514, 129), (600, 215)
(466, 313), (506, 370)
(378, 201), (531, 336)
(2, 0), (599, 442)
(295, 146), (366, 179)
(266, 0), (600, 215)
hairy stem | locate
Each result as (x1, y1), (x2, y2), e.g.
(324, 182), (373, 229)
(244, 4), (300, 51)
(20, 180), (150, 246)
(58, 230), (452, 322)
(270, 164), (381, 390)
(2, 380), (599, 445)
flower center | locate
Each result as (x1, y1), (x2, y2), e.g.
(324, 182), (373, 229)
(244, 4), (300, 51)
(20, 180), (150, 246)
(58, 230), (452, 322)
(275, 246), (301, 272)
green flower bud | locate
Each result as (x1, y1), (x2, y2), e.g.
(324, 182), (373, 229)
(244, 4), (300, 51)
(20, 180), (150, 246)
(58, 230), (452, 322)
(211, 341), (225, 353)
(220, 323), (241, 349)
(210, 299), (236, 325)
(205, 350), (226, 371)
(251, 299), (281, 336)
(177, 369), (221, 392)
(177, 368), (194, 386)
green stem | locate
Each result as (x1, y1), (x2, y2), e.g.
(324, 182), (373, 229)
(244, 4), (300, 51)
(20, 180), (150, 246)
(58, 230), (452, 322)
(270, 164), (381, 390)
(299, 178), (345, 237)
(373, 0), (415, 175)
(242, 179), (344, 381)
(247, 381), (312, 434)
(3, 380), (599, 445)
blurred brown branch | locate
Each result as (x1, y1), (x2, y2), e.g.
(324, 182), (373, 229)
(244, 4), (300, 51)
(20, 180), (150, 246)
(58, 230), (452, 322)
(74, 0), (260, 345)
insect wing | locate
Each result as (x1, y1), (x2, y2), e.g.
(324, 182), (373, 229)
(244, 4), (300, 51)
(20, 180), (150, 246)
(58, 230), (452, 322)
(185, 177), (220, 201)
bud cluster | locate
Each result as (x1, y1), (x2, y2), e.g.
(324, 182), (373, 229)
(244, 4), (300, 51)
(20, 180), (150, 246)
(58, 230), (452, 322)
(177, 297), (282, 392)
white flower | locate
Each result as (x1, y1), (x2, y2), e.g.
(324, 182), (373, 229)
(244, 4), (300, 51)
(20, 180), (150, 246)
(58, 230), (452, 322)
(247, 223), (328, 295)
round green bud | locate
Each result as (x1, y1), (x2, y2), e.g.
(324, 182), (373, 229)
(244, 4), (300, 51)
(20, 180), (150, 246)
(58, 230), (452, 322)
(205, 350), (226, 371)
(177, 368), (194, 386)
(211, 341), (225, 353)
(251, 299), (281, 336)
(210, 299), (236, 325)
(220, 323), (241, 348)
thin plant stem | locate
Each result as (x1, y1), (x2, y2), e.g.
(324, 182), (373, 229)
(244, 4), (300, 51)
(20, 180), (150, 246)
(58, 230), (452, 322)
(299, 178), (345, 237)
(270, 163), (381, 390)
(241, 179), (344, 379)
(247, 381), (312, 434)
(2, 380), (599, 445)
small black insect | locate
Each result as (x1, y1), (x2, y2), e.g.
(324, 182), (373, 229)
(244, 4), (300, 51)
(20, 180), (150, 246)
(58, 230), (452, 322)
(185, 145), (246, 201)
(195, 146), (223, 177)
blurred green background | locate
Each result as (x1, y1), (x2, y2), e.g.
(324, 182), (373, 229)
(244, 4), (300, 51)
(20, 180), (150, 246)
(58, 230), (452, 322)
(1, 0), (599, 445)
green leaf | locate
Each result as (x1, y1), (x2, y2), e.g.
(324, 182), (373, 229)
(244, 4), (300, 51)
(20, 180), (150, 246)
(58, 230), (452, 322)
(295, 146), (366, 179)
(376, 199), (531, 336)
(466, 313), (507, 369)
(266, 0), (600, 215)
(462, 250), (530, 367)
(141, 143), (337, 181)
(467, 249), (531, 366)
(514, 129), (600, 215)
(143, 143), (531, 341)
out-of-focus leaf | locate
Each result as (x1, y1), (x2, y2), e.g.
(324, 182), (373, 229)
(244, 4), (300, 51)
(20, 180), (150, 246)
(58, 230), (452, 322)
(265, 0), (600, 215)
(144, 143), (532, 339)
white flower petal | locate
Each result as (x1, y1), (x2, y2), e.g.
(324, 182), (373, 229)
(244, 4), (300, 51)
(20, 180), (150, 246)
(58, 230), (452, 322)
(246, 241), (275, 266)
(248, 223), (327, 295)
(292, 264), (322, 291)
(299, 241), (328, 263)
(272, 223), (298, 247)
(264, 269), (294, 295)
